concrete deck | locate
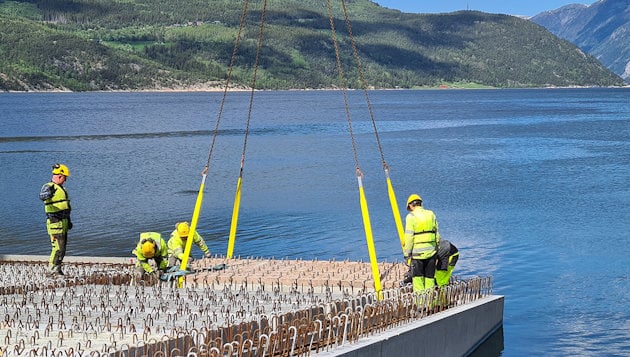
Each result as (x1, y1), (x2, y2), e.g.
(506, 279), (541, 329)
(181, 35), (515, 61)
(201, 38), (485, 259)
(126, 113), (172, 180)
(0, 255), (503, 356)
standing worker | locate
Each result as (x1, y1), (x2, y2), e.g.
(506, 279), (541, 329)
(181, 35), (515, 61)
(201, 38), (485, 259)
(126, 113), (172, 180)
(435, 239), (459, 287)
(403, 194), (440, 293)
(133, 232), (168, 280)
(168, 222), (211, 267)
(39, 163), (72, 276)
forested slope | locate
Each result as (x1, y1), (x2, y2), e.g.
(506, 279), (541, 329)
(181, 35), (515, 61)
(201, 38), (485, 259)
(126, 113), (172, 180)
(0, 0), (624, 91)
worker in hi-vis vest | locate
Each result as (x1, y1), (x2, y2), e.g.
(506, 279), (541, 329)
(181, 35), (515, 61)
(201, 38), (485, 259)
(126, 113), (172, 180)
(39, 163), (72, 276)
(133, 232), (168, 280)
(167, 222), (211, 266)
(435, 239), (459, 287)
(403, 194), (440, 293)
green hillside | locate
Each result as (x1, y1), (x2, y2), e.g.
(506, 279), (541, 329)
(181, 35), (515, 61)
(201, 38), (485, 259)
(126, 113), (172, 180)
(0, 0), (625, 91)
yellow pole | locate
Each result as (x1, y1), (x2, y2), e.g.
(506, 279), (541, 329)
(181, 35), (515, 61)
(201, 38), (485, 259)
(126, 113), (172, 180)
(178, 170), (207, 288)
(385, 168), (404, 251)
(357, 175), (383, 300)
(226, 176), (243, 259)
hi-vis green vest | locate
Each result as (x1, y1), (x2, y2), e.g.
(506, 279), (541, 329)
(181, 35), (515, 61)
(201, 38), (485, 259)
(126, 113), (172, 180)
(403, 207), (439, 260)
(43, 183), (71, 215)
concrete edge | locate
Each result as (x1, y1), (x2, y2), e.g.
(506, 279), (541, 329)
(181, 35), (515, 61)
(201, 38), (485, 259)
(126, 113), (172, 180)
(317, 295), (505, 356)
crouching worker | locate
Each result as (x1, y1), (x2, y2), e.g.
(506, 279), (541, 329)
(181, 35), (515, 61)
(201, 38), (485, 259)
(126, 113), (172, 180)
(168, 222), (211, 267)
(435, 239), (459, 287)
(133, 232), (168, 281)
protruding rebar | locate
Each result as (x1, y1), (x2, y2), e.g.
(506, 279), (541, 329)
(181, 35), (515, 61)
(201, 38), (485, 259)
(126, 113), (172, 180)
(0, 258), (492, 356)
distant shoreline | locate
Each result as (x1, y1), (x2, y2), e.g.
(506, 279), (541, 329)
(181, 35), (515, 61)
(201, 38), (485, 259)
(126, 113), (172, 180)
(2, 84), (628, 93)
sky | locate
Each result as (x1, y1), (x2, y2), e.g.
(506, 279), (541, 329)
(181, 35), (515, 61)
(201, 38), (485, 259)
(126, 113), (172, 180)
(374, 0), (598, 17)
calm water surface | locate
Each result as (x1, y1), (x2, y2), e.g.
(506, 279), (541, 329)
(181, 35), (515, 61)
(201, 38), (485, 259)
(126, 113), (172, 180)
(1, 88), (629, 356)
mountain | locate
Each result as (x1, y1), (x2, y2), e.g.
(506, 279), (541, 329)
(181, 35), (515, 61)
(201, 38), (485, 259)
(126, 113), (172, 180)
(0, 0), (625, 91)
(531, 0), (630, 82)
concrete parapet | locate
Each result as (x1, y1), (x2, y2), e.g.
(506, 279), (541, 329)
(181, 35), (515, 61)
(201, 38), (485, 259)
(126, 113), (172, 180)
(317, 295), (504, 357)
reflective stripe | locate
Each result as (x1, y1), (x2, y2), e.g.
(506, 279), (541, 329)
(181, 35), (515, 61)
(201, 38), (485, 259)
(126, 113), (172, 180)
(412, 245), (435, 254)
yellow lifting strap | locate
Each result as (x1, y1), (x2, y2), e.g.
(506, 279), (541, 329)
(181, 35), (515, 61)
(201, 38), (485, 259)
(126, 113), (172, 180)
(177, 0), (253, 287)
(178, 167), (208, 287)
(226, 175), (242, 258)
(227, 0), (269, 259)
(358, 172), (384, 300)
(336, 0), (405, 250)
(327, 0), (383, 299)
(386, 168), (405, 249)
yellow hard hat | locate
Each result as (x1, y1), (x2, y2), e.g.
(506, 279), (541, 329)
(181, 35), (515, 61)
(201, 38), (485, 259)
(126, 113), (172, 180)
(177, 222), (190, 238)
(52, 163), (70, 177)
(406, 194), (422, 210)
(141, 239), (157, 258)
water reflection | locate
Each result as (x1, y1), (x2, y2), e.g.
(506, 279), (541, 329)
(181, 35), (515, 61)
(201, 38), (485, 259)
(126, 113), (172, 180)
(470, 325), (504, 357)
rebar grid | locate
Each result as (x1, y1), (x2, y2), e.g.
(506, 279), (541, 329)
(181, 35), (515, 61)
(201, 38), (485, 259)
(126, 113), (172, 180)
(0, 259), (492, 356)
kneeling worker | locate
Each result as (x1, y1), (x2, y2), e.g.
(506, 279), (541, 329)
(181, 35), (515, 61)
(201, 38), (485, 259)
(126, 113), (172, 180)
(168, 222), (211, 267)
(134, 232), (168, 280)
(435, 239), (459, 287)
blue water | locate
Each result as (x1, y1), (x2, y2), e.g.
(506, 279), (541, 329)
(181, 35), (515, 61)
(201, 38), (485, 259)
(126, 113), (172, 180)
(1, 88), (629, 356)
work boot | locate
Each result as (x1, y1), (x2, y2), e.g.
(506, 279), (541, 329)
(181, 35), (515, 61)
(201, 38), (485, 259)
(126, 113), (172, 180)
(49, 265), (63, 276)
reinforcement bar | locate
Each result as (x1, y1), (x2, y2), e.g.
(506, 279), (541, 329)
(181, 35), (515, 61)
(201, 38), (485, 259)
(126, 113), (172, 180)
(0, 256), (500, 356)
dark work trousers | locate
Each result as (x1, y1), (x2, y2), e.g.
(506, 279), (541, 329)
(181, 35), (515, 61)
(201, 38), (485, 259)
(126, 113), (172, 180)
(411, 255), (437, 292)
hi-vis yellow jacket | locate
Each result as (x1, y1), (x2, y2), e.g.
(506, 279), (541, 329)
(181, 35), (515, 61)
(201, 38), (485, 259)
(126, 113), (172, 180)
(168, 229), (209, 261)
(403, 207), (440, 260)
(134, 232), (168, 273)
(41, 182), (71, 217)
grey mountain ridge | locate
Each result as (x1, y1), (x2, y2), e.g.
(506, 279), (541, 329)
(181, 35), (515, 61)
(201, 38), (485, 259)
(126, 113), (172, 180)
(531, 0), (630, 82)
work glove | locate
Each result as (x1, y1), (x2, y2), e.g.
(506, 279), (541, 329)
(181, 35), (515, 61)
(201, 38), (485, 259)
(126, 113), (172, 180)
(204, 252), (211, 259)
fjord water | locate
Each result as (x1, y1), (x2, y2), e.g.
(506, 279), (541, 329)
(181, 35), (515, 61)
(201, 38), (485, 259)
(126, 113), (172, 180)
(1, 88), (628, 356)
